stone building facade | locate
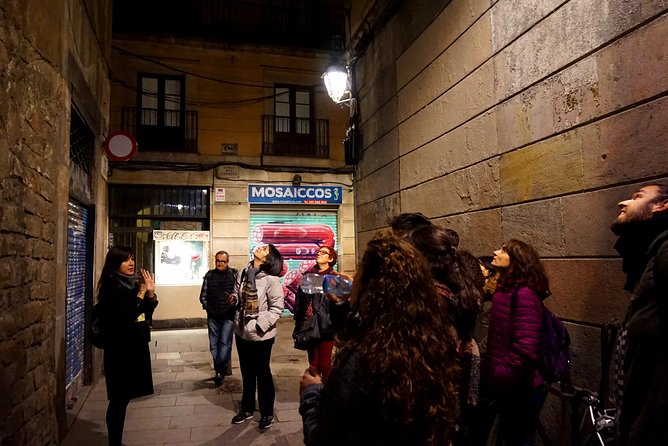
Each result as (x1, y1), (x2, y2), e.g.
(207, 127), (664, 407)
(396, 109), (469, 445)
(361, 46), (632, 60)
(1, 0), (112, 444)
(349, 0), (667, 443)
(2, 0), (667, 444)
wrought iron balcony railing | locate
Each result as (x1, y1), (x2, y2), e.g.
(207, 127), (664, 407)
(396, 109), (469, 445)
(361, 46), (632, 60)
(121, 107), (198, 153)
(262, 115), (329, 158)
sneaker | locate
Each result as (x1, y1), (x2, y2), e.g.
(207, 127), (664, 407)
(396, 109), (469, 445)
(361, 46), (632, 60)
(231, 411), (253, 424)
(213, 373), (223, 386)
(259, 415), (274, 429)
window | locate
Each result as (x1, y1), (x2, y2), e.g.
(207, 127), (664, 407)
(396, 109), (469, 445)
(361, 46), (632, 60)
(274, 84), (313, 135)
(108, 186), (210, 269)
(135, 74), (190, 151)
(139, 74), (184, 127)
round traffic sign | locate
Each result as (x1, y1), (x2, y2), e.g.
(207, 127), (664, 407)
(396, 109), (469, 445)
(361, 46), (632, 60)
(104, 131), (138, 161)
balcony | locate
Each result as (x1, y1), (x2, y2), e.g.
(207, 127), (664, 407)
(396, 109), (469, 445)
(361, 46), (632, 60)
(121, 107), (198, 153)
(262, 115), (329, 158)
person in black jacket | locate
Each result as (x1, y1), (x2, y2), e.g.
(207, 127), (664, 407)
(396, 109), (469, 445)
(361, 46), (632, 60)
(299, 230), (460, 445)
(199, 250), (238, 385)
(611, 183), (668, 446)
(96, 246), (158, 446)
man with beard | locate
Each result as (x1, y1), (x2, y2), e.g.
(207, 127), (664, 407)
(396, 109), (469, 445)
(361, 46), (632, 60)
(611, 183), (668, 446)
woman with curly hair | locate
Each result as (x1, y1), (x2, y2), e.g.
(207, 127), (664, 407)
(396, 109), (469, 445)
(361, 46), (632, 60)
(407, 225), (483, 445)
(486, 240), (550, 446)
(299, 230), (460, 445)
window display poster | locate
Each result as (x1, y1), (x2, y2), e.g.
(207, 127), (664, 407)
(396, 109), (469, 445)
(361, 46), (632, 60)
(249, 212), (338, 315)
(153, 230), (209, 285)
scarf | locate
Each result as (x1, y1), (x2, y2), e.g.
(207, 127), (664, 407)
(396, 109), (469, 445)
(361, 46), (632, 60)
(240, 264), (261, 319)
(115, 271), (138, 290)
(612, 213), (668, 292)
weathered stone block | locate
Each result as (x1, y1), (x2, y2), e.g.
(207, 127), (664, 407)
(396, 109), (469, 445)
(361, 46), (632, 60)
(543, 259), (627, 325)
(582, 97), (668, 188)
(494, 0), (665, 101)
(500, 198), (565, 256)
(400, 160), (500, 217)
(24, 214), (43, 239)
(400, 111), (498, 187)
(357, 193), (401, 233)
(358, 129), (399, 180)
(490, 0), (566, 52)
(596, 14), (668, 112)
(562, 186), (635, 257)
(397, 0), (489, 87)
(398, 14), (493, 120)
(356, 160), (400, 206)
(436, 208), (503, 256)
(499, 133), (584, 204)
(565, 323), (603, 392)
(361, 97), (399, 154)
(399, 61), (495, 152)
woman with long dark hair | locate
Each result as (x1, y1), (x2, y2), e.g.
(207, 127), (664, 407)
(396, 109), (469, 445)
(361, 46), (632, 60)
(231, 243), (284, 430)
(486, 240), (549, 446)
(299, 230), (460, 445)
(407, 225), (483, 445)
(96, 245), (158, 446)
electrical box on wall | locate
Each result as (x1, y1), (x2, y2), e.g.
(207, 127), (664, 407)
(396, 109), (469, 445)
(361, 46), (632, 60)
(344, 124), (361, 165)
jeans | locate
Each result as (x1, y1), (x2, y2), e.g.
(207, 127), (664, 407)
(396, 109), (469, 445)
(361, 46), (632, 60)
(207, 317), (234, 374)
(236, 336), (275, 416)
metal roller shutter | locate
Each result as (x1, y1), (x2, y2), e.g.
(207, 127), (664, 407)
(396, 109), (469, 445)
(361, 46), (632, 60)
(65, 200), (88, 399)
(249, 210), (338, 316)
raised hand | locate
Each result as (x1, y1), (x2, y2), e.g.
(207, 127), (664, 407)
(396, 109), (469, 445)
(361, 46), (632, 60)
(140, 268), (156, 299)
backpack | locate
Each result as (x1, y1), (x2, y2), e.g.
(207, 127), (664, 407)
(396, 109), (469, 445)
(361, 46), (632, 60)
(511, 289), (572, 384)
(538, 306), (572, 384)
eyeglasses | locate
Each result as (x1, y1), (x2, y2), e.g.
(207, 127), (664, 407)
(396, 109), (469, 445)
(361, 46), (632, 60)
(316, 249), (330, 255)
(215, 259), (229, 263)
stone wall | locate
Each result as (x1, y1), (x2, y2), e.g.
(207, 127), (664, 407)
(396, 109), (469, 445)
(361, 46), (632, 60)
(1, 5), (66, 443)
(351, 0), (668, 443)
(0, 0), (111, 444)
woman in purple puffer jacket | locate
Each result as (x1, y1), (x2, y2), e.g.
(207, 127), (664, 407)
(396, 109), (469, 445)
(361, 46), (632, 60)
(486, 239), (549, 446)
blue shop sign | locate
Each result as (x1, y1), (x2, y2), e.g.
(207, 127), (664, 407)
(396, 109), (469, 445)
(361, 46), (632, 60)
(248, 184), (342, 205)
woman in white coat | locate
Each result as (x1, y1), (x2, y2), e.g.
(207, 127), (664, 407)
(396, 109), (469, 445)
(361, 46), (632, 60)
(231, 243), (284, 430)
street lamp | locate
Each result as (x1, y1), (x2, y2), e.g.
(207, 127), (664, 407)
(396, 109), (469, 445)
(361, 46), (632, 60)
(322, 63), (353, 106)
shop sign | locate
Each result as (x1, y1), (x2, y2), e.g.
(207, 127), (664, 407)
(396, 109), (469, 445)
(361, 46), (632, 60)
(248, 184), (342, 205)
(153, 230), (210, 241)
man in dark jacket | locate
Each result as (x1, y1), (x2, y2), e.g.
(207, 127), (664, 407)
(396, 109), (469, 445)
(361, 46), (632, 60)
(611, 183), (668, 446)
(200, 250), (238, 385)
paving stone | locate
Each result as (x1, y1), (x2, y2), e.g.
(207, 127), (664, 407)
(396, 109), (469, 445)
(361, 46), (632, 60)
(63, 325), (308, 445)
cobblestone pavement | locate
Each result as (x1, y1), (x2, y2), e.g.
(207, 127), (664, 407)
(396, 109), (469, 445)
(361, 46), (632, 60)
(62, 319), (308, 445)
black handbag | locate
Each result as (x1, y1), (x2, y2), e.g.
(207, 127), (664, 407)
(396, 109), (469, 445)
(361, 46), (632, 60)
(293, 315), (320, 351)
(88, 302), (106, 349)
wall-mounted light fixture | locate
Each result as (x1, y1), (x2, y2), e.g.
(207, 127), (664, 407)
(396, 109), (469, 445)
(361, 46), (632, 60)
(323, 36), (361, 166)
(322, 35), (356, 110)
(322, 63), (352, 105)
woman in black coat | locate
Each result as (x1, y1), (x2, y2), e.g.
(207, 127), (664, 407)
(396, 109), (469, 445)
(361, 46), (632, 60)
(96, 246), (158, 446)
